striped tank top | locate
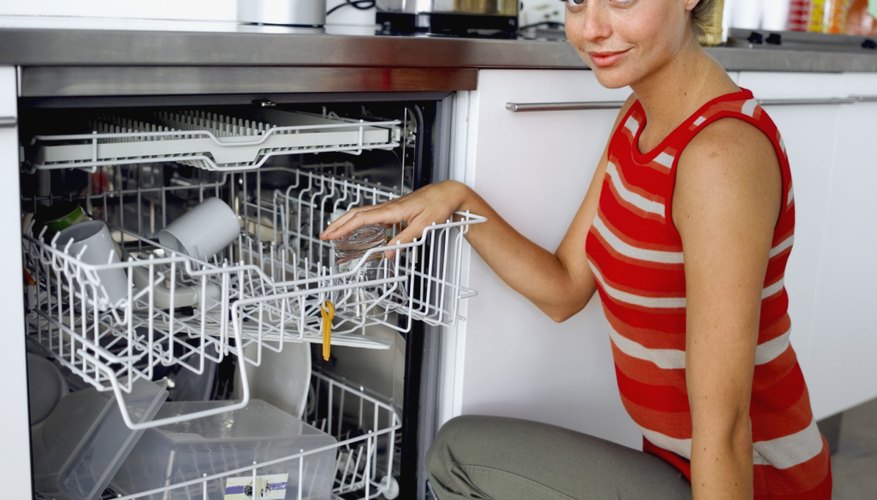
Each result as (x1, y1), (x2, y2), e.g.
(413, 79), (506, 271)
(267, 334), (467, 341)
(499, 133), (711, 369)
(585, 89), (832, 498)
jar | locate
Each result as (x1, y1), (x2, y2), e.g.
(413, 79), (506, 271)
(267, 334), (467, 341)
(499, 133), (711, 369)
(332, 224), (387, 280)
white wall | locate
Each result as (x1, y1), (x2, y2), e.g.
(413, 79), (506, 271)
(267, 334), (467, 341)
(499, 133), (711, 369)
(0, 0), (376, 26)
(0, 1), (557, 28)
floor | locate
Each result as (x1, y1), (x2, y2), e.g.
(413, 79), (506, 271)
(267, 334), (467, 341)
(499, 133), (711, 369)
(830, 396), (877, 499)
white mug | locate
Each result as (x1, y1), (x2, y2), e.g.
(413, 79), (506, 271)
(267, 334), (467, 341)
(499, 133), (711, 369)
(55, 220), (128, 307)
(158, 197), (240, 261)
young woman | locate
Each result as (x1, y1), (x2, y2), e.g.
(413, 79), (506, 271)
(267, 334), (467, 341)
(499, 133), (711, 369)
(321, 0), (832, 498)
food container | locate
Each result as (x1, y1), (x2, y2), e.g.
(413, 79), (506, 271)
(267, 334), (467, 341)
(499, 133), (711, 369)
(31, 379), (168, 500)
(111, 400), (337, 499)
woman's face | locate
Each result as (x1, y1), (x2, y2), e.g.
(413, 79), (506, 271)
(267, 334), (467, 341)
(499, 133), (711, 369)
(563, 0), (698, 89)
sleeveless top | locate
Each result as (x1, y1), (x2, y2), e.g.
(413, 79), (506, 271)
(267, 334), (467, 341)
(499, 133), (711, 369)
(584, 89), (832, 498)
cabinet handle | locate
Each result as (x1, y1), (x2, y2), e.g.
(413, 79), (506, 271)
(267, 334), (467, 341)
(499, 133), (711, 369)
(757, 97), (856, 106)
(506, 96), (869, 113)
(0, 116), (15, 127)
(505, 101), (626, 112)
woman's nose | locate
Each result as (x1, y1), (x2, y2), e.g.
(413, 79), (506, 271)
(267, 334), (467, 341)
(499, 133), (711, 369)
(568, 3), (612, 42)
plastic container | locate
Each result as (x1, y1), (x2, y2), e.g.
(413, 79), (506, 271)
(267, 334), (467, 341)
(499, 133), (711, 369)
(111, 400), (337, 500)
(31, 379), (168, 499)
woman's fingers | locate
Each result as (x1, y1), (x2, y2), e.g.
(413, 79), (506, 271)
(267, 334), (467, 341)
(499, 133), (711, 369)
(319, 181), (466, 248)
(320, 203), (397, 240)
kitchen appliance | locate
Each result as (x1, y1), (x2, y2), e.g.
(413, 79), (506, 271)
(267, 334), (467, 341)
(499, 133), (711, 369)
(238, 0), (328, 27)
(18, 87), (483, 499)
(376, 0), (519, 37)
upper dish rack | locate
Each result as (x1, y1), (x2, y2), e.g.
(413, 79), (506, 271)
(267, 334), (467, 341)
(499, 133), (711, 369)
(26, 108), (402, 171)
(22, 158), (484, 429)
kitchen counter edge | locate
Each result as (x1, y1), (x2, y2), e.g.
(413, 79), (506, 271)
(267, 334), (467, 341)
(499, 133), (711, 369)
(1, 28), (876, 73)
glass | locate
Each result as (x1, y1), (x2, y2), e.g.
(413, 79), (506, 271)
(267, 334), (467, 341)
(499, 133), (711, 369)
(332, 224), (388, 281)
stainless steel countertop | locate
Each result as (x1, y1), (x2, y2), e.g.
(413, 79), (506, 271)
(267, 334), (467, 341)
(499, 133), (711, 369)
(2, 17), (876, 96)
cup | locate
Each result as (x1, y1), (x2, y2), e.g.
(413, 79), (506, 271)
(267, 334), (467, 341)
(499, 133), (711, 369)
(158, 198), (240, 261)
(332, 224), (387, 281)
(32, 202), (90, 243)
(55, 220), (128, 307)
(332, 224), (404, 317)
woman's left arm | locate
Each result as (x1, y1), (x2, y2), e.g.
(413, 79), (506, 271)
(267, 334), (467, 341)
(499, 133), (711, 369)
(673, 118), (782, 500)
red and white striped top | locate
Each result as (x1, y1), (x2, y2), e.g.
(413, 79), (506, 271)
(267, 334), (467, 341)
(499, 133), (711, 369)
(585, 89), (832, 498)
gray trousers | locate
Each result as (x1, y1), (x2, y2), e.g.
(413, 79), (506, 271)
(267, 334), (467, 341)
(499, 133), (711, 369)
(426, 415), (692, 500)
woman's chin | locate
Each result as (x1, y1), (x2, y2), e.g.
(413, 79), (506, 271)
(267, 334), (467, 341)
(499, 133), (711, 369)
(590, 69), (631, 90)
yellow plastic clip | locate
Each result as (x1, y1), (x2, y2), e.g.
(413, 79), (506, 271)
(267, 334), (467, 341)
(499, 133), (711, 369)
(320, 300), (335, 361)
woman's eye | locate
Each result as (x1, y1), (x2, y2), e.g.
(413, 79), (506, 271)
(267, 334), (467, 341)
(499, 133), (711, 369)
(563, 0), (586, 6)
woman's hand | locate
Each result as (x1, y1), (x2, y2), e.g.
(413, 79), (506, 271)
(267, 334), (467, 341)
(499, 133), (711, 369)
(319, 180), (469, 249)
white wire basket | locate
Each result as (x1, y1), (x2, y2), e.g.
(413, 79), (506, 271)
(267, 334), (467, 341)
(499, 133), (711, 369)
(22, 166), (484, 431)
(27, 109), (401, 172)
(107, 372), (402, 500)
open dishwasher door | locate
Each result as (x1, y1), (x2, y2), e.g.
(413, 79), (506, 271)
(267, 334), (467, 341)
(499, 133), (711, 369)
(18, 92), (482, 500)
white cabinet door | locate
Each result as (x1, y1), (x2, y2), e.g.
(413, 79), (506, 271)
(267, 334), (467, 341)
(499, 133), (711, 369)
(803, 73), (877, 418)
(444, 69), (642, 448)
(0, 65), (31, 499)
(738, 71), (877, 420)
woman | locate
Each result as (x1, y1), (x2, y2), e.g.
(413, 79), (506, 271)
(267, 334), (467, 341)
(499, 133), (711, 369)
(321, 0), (832, 498)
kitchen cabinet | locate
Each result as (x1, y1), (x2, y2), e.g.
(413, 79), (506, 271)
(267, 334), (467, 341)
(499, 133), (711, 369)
(441, 68), (877, 450)
(805, 72), (877, 417)
(0, 65), (31, 499)
(737, 71), (844, 419)
(440, 69), (642, 448)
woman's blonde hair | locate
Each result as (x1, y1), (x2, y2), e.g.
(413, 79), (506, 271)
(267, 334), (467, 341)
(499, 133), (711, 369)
(690, 0), (720, 39)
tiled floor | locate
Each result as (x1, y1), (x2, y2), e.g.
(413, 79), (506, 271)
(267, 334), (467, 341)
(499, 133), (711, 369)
(831, 397), (877, 499)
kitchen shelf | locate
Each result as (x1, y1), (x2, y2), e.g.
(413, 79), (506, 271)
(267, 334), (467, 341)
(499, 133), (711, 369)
(26, 109), (402, 172)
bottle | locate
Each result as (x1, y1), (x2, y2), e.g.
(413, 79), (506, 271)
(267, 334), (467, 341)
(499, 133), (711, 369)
(700, 0), (725, 46)
(788, 0), (812, 31)
(827, 0), (852, 33)
(808, 0), (827, 32)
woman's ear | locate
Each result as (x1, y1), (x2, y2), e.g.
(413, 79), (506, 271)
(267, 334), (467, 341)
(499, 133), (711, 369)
(683, 0), (701, 12)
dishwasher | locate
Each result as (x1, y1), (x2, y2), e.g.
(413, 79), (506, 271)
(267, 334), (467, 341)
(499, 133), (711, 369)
(18, 91), (483, 500)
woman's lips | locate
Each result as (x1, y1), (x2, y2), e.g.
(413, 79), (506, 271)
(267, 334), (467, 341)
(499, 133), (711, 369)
(587, 49), (630, 68)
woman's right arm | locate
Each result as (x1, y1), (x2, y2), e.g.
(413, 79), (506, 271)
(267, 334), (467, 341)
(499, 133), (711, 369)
(321, 96), (633, 321)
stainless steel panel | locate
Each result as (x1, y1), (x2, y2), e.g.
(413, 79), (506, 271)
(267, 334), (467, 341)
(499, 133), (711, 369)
(3, 26), (876, 74)
(19, 66), (478, 97)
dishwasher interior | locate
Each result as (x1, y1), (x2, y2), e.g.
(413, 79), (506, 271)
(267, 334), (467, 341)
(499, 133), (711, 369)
(18, 94), (482, 500)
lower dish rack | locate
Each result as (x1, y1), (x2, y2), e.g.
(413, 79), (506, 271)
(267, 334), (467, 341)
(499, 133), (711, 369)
(32, 371), (401, 500)
(22, 166), (485, 431)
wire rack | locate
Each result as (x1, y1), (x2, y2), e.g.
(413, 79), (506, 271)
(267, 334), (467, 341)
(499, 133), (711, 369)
(113, 371), (403, 500)
(23, 165), (484, 431)
(27, 108), (401, 171)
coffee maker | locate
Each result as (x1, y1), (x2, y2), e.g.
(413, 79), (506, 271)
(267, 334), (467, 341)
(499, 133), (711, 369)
(376, 0), (519, 37)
